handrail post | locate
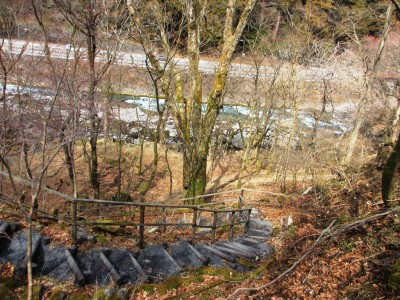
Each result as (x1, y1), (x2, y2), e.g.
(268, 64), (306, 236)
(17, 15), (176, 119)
(246, 208), (252, 228)
(71, 199), (78, 248)
(229, 211), (235, 240)
(211, 211), (218, 244)
(162, 207), (167, 233)
(239, 189), (244, 208)
(139, 206), (145, 249)
(191, 207), (197, 244)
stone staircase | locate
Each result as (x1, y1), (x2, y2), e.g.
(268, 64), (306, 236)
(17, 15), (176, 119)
(0, 218), (274, 286)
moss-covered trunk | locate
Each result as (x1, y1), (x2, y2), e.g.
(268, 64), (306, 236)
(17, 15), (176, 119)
(184, 150), (208, 204)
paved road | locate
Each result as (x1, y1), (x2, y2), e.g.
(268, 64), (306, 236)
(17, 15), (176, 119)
(1, 39), (360, 82)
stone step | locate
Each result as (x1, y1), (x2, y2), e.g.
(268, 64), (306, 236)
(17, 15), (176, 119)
(194, 244), (230, 268)
(0, 220), (275, 287)
(170, 241), (206, 268)
(75, 249), (111, 285)
(65, 248), (85, 285)
(163, 248), (183, 272)
(0, 229), (43, 281)
(186, 241), (210, 265)
(221, 241), (260, 256)
(237, 237), (275, 258)
(247, 219), (273, 232)
(100, 251), (123, 285)
(136, 245), (182, 281)
(239, 236), (261, 244)
(128, 252), (149, 283)
(203, 245), (236, 263)
(15, 234), (42, 279)
(107, 250), (141, 285)
(212, 244), (256, 259)
(245, 235), (271, 241)
(39, 245), (73, 283)
(246, 228), (272, 238)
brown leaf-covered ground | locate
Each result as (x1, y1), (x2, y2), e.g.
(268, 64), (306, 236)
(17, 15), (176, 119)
(1, 145), (400, 299)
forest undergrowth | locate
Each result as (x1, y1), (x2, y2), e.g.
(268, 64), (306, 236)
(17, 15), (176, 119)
(1, 156), (399, 299)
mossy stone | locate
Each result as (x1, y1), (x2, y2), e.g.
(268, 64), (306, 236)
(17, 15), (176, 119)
(0, 283), (12, 300)
(161, 276), (181, 291)
(0, 276), (14, 288)
(67, 293), (90, 300)
(135, 284), (155, 296)
(190, 266), (238, 279)
(389, 260), (400, 291)
(132, 276), (183, 296)
(48, 289), (66, 300)
(95, 234), (108, 243)
(237, 258), (255, 268)
(92, 288), (118, 300)
(22, 284), (42, 300)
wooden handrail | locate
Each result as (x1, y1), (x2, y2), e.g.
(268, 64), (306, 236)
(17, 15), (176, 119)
(0, 170), (74, 201)
(0, 171), (262, 247)
(68, 198), (252, 213)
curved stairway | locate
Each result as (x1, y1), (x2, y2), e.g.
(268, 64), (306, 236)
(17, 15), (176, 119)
(0, 218), (274, 286)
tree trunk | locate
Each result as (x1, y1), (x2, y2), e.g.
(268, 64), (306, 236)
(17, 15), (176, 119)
(127, 0), (257, 200)
(87, 17), (100, 199)
(184, 150), (207, 203)
(60, 128), (75, 195)
(0, 72), (7, 196)
(89, 133), (99, 199)
(381, 131), (400, 207)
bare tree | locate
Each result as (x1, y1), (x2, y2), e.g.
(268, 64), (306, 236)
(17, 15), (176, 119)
(0, 0), (30, 192)
(127, 0), (257, 203)
(53, 0), (122, 199)
(343, 2), (394, 165)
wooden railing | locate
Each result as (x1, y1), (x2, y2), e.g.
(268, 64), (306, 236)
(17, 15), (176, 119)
(67, 197), (251, 248)
(0, 171), (284, 248)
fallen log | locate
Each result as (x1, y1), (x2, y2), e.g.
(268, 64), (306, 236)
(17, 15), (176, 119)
(100, 251), (123, 285)
(128, 253), (149, 283)
(186, 241), (210, 265)
(202, 245), (236, 263)
(64, 249), (85, 286)
(240, 236), (262, 244)
(163, 249), (183, 272)
(245, 235), (271, 241)
(212, 245), (255, 259)
(246, 228), (272, 237)
(222, 242), (259, 256)
(226, 241), (260, 254)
